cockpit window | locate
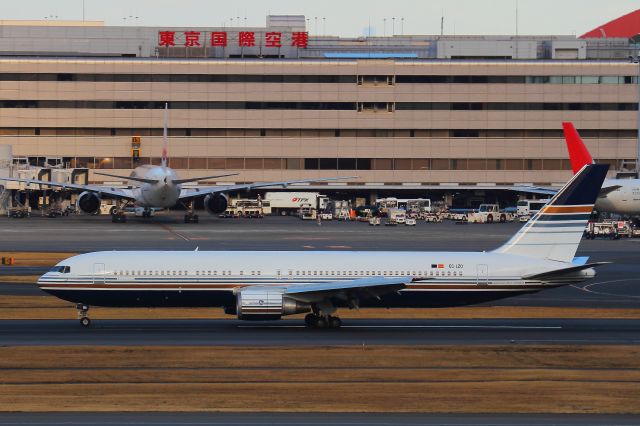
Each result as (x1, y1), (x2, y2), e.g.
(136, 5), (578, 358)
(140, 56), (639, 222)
(49, 266), (70, 273)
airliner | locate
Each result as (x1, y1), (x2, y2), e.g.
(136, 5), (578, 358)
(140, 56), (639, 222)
(563, 122), (640, 216)
(519, 123), (640, 216)
(1, 104), (352, 223)
(39, 163), (609, 328)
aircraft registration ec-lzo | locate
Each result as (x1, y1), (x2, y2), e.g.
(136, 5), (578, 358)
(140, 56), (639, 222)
(39, 163), (610, 328)
(0, 104), (353, 223)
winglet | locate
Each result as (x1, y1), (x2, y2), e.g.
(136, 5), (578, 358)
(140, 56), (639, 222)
(562, 122), (594, 174)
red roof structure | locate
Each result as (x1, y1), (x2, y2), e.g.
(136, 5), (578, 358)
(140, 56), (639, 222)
(580, 8), (640, 38)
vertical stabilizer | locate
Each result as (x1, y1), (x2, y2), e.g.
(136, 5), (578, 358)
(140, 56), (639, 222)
(162, 103), (168, 168)
(562, 122), (594, 174)
(495, 164), (608, 262)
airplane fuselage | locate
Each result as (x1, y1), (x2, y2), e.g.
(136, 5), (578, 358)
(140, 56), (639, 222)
(595, 178), (640, 215)
(128, 165), (181, 208)
(38, 250), (595, 309)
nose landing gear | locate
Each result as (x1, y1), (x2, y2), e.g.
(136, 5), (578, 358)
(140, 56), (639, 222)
(76, 303), (91, 327)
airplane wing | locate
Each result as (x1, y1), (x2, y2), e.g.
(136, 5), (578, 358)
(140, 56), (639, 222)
(598, 185), (622, 197)
(282, 276), (414, 304)
(178, 176), (357, 200)
(0, 177), (135, 199)
(512, 185), (558, 196)
(513, 184), (621, 198)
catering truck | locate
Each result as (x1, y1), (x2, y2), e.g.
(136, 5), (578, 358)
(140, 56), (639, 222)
(263, 192), (328, 216)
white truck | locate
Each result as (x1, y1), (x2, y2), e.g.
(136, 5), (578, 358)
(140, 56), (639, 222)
(467, 204), (514, 224)
(516, 199), (550, 221)
(264, 192), (328, 216)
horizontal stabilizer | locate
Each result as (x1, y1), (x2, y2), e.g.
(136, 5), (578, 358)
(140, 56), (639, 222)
(172, 173), (239, 185)
(523, 262), (610, 281)
(94, 172), (159, 185)
(599, 185), (622, 197)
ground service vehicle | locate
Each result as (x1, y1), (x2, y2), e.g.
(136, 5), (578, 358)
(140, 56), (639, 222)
(517, 199), (550, 218)
(264, 192), (327, 216)
(467, 204), (514, 223)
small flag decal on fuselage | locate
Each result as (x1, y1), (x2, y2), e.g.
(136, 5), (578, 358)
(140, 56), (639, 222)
(431, 264), (444, 269)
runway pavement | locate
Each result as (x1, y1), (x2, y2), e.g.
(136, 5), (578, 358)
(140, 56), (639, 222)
(1, 318), (638, 346)
(0, 412), (638, 426)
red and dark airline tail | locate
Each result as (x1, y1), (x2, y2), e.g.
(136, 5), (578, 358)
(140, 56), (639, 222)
(562, 122), (594, 174)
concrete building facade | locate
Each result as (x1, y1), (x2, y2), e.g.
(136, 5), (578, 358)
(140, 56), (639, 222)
(0, 17), (638, 200)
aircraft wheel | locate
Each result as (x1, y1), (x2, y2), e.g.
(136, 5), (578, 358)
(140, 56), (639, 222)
(304, 313), (316, 327)
(328, 316), (342, 328)
(80, 317), (91, 327)
(314, 316), (327, 329)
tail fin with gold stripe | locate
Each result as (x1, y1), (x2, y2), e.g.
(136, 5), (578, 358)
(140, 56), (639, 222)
(495, 164), (609, 262)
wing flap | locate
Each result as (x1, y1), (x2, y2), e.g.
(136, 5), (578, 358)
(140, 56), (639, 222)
(284, 276), (411, 304)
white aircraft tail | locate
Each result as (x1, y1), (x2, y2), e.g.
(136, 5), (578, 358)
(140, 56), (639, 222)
(494, 164), (609, 262)
(161, 102), (168, 168)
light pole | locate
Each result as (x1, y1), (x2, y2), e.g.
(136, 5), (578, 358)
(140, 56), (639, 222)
(631, 54), (640, 174)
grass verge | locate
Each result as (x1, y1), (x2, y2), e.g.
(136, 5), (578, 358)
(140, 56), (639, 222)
(0, 345), (638, 413)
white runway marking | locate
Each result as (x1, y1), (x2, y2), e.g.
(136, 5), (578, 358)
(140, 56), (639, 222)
(571, 278), (640, 299)
(238, 325), (562, 329)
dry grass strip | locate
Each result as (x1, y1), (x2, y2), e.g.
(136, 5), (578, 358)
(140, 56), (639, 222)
(0, 295), (640, 319)
(0, 345), (638, 413)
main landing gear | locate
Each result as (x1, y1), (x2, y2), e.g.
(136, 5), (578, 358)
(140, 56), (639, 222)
(304, 313), (342, 329)
(110, 199), (128, 223)
(184, 200), (199, 223)
(77, 303), (91, 327)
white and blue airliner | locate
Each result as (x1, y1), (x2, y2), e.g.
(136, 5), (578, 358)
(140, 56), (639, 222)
(39, 164), (610, 328)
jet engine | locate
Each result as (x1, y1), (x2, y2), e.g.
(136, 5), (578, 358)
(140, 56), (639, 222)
(204, 193), (229, 214)
(236, 287), (310, 321)
(76, 191), (101, 215)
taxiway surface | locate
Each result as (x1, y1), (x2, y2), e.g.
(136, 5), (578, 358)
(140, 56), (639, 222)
(1, 318), (638, 346)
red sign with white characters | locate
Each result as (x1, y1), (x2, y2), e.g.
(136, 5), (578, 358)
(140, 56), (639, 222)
(158, 31), (308, 48)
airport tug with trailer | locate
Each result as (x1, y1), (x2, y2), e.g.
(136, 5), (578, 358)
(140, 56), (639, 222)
(39, 164), (610, 329)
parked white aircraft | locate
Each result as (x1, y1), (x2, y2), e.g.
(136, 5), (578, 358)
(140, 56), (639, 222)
(40, 164), (609, 328)
(1, 105), (352, 223)
(563, 122), (640, 216)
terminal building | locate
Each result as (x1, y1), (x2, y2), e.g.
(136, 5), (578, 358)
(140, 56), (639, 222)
(0, 13), (639, 207)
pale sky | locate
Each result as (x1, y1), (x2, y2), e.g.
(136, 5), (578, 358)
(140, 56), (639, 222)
(6, 0), (639, 37)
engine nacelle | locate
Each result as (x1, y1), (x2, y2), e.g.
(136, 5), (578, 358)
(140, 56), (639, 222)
(76, 191), (101, 215)
(204, 193), (229, 214)
(236, 287), (310, 321)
